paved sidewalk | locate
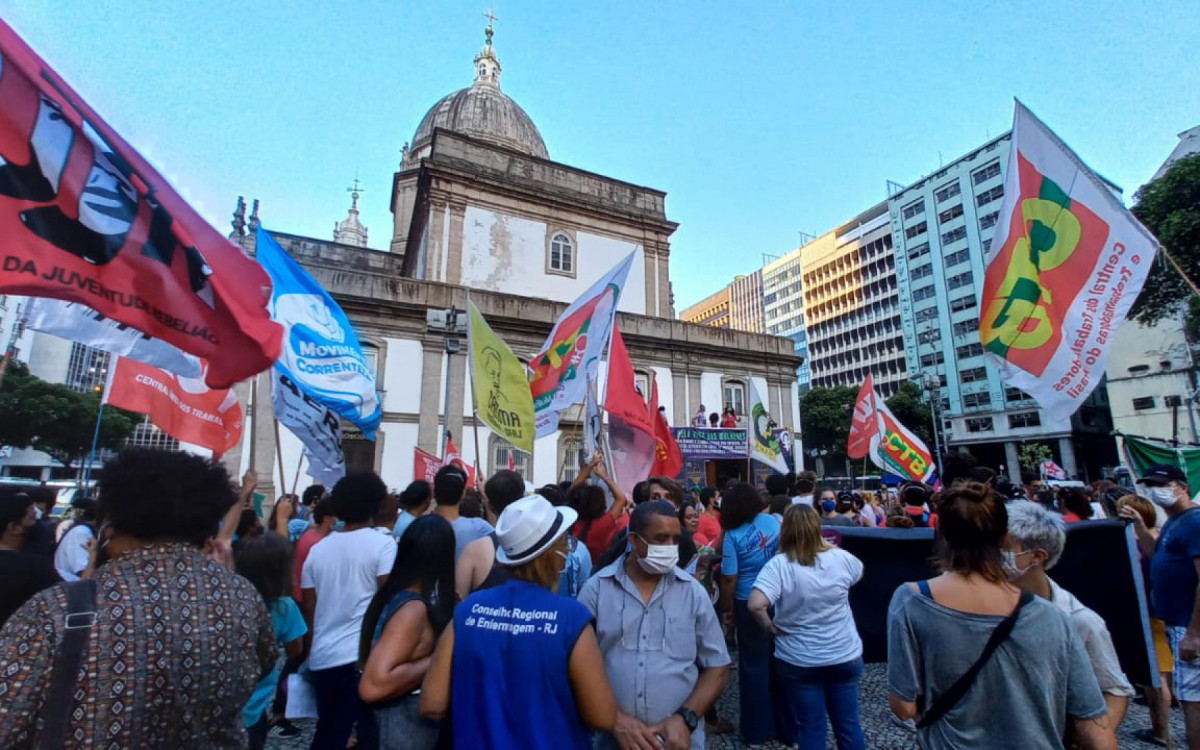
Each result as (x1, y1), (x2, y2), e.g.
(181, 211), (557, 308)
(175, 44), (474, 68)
(268, 661), (1185, 748)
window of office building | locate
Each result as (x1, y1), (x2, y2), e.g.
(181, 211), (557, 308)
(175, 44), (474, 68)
(976, 185), (1005, 207)
(947, 271), (973, 290)
(956, 342), (984, 359)
(979, 211), (1000, 230)
(66, 342), (111, 394)
(125, 417), (180, 451)
(913, 286), (936, 301)
(963, 392), (992, 409)
(935, 182), (961, 203)
(910, 264), (933, 281)
(982, 238), (993, 253)
(941, 226), (967, 245)
(972, 161), (1002, 185)
(961, 367), (987, 383)
(1005, 387), (1032, 403)
(908, 243), (930, 261)
(905, 221), (928, 240)
(547, 231), (576, 276)
(950, 295), (977, 313)
(953, 318), (980, 337)
(938, 204), (964, 224)
(919, 352), (944, 368)
(1008, 411), (1041, 428)
(966, 417), (994, 433)
(902, 200), (925, 220)
(1132, 396), (1156, 411)
(944, 248), (970, 267)
(915, 307), (939, 323)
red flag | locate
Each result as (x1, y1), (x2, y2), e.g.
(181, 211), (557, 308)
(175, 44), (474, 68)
(0, 21), (281, 388)
(604, 326), (655, 438)
(105, 357), (242, 456)
(414, 447), (441, 484)
(847, 374), (877, 459)
(441, 436), (476, 486)
(649, 376), (683, 477)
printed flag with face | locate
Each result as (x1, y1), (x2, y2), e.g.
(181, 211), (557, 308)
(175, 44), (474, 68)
(468, 300), (534, 453)
(979, 101), (1159, 420)
(747, 378), (789, 474)
(530, 251), (635, 437)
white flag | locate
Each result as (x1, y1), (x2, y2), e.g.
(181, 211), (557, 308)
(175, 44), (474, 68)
(24, 297), (203, 377)
(980, 101), (1159, 420)
(271, 369), (345, 488)
(747, 379), (788, 474)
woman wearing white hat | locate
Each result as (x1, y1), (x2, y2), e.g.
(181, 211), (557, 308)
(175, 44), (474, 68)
(420, 494), (617, 749)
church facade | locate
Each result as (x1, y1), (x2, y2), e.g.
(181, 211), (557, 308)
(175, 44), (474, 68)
(232, 26), (804, 496)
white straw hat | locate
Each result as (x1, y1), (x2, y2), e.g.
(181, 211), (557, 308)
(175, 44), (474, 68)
(494, 494), (577, 566)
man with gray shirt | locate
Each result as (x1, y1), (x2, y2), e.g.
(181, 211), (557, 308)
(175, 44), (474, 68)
(579, 501), (730, 750)
(431, 465), (492, 560)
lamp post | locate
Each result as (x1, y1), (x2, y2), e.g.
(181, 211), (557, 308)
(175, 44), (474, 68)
(922, 373), (944, 477)
(426, 308), (466, 456)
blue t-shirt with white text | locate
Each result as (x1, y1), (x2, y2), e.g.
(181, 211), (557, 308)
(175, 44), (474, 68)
(721, 513), (781, 600)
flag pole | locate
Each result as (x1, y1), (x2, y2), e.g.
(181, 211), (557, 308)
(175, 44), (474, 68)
(80, 401), (105, 491)
(272, 419), (288, 504)
(291, 452), (305, 497)
(465, 293), (484, 482)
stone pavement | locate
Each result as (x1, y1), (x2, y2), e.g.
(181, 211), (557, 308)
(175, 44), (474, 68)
(267, 661), (1186, 748)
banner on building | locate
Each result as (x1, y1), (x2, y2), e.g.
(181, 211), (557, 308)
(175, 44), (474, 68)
(467, 300), (534, 452)
(530, 250), (635, 437)
(271, 369), (345, 488)
(24, 297), (203, 377)
(980, 101), (1159, 420)
(257, 227), (381, 437)
(847, 374), (936, 483)
(0, 21), (280, 387)
(747, 378), (789, 474)
(105, 356), (241, 456)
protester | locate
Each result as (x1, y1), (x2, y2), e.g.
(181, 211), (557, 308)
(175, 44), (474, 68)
(1023, 471), (1044, 501)
(19, 487), (57, 557)
(885, 510), (915, 529)
(721, 406), (738, 428)
(0, 489), (58, 629)
(580, 501), (731, 750)
(298, 483), (325, 521)
(359, 515), (455, 749)
(693, 404), (707, 428)
(53, 496), (97, 581)
(455, 470), (529, 598)
(680, 498), (702, 539)
(1058, 487), (1095, 523)
(235, 532), (308, 750)
(649, 475), (685, 508)
(459, 490), (485, 519)
(420, 495), (617, 748)
(370, 491), (401, 534)
(540, 484), (592, 598)
(792, 475), (816, 507)
(0, 448), (278, 748)
(301, 470), (398, 750)
(836, 492), (859, 526)
(750, 504), (866, 749)
(856, 492), (880, 528)
(719, 481), (783, 745)
(886, 481), (1113, 749)
(393, 480), (432, 539)
(819, 489), (853, 527)
(697, 487), (721, 545)
(293, 496), (336, 601)
(1004, 501), (1132, 739)
(901, 483), (933, 527)
(1136, 464), (1200, 749)
(569, 453), (628, 563)
(431, 465), (492, 560)
(709, 412), (720, 428)
(237, 507), (265, 542)
(1116, 492), (1175, 744)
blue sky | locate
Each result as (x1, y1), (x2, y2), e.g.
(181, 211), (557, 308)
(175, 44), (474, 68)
(4, 1), (1196, 310)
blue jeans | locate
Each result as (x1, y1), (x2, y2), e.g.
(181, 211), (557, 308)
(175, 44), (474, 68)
(776, 657), (866, 750)
(309, 663), (377, 750)
(734, 599), (777, 744)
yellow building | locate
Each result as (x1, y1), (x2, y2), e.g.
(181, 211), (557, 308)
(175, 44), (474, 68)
(680, 287), (732, 328)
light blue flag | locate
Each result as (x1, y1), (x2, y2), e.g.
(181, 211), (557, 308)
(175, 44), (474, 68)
(256, 227), (381, 438)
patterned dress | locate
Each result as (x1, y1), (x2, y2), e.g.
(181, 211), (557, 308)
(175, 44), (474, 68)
(0, 543), (277, 749)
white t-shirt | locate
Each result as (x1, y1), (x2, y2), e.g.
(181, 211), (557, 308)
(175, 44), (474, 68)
(301, 528), (397, 670)
(751, 548), (864, 668)
(791, 495), (814, 507)
(1049, 580), (1134, 697)
(54, 523), (93, 582)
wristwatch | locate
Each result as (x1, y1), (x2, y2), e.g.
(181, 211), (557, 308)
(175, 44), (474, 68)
(674, 707), (699, 734)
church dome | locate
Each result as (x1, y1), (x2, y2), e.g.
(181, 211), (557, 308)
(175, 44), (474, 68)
(408, 21), (548, 160)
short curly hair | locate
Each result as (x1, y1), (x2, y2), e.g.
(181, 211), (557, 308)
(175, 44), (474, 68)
(97, 448), (236, 546)
(330, 471), (388, 524)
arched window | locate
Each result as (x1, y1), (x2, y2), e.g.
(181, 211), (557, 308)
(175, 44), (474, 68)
(491, 434), (530, 477)
(559, 436), (584, 482)
(547, 230), (576, 277)
(722, 379), (746, 417)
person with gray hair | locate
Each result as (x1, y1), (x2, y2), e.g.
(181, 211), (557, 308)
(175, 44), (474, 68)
(1002, 500), (1134, 737)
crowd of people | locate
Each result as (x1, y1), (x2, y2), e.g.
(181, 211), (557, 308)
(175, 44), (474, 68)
(0, 447), (1195, 749)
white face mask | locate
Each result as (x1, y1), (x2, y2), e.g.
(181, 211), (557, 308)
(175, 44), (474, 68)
(1001, 549), (1038, 580)
(1143, 485), (1181, 509)
(634, 535), (678, 575)
(33, 506), (43, 521)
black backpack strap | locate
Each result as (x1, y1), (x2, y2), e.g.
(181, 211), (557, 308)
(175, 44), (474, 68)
(40, 579), (99, 750)
(916, 590), (1033, 730)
